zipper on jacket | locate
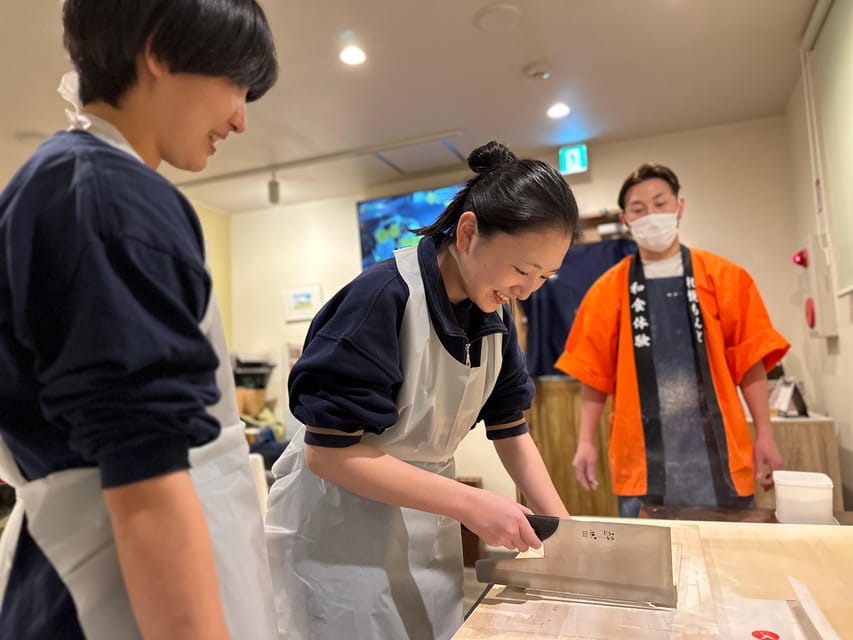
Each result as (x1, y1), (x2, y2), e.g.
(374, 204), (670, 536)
(464, 341), (471, 367)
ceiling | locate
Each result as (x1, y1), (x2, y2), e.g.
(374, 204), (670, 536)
(2, 0), (817, 213)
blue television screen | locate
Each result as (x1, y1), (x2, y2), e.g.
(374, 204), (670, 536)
(357, 183), (464, 270)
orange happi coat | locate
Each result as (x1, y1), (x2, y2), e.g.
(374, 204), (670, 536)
(555, 248), (790, 497)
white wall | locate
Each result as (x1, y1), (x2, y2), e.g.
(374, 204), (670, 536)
(230, 195), (361, 431)
(783, 0), (853, 508)
(811, 0), (853, 296)
(569, 117), (804, 384)
(231, 116), (803, 501)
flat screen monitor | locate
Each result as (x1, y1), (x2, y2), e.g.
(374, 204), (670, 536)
(357, 183), (464, 270)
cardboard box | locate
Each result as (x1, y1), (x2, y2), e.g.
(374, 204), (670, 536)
(236, 386), (267, 417)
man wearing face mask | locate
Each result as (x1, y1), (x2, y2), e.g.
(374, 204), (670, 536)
(555, 163), (789, 518)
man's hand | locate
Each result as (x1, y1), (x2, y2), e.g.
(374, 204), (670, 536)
(753, 432), (783, 491)
(572, 441), (599, 491)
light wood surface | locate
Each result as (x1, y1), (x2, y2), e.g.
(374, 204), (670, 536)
(455, 519), (853, 639)
(640, 503), (853, 525)
(751, 415), (844, 511)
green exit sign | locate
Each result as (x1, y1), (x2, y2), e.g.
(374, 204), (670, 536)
(558, 144), (588, 175)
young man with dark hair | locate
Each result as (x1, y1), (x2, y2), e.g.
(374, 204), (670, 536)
(557, 163), (789, 519)
(0, 1), (278, 638)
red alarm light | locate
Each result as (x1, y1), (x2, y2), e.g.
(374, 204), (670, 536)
(805, 297), (816, 329)
(792, 249), (809, 267)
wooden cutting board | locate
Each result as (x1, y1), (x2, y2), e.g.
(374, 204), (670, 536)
(454, 519), (853, 639)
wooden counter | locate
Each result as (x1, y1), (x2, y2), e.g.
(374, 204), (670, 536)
(750, 415), (844, 510)
(454, 518), (853, 639)
(526, 377), (845, 515)
(640, 503), (853, 525)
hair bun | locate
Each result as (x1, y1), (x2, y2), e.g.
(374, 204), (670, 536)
(467, 140), (517, 175)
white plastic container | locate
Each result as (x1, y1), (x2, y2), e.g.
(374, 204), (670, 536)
(773, 470), (834, 524)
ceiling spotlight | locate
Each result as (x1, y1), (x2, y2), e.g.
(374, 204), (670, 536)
(523, 62), (551, 80)
(340, 44), (366, 65)
(268, 173), (280, 205)
(547, 102), (571, 119)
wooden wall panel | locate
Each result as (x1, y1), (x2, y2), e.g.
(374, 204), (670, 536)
(750, 417), (845, 510)
(526, 378), (618, 517)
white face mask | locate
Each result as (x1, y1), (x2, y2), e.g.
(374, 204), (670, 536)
(628, 212), (679, 253)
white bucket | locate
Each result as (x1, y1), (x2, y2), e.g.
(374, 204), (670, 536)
(773, 470), (834, 525)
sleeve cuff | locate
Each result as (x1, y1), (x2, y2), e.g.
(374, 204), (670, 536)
(554, 352), (614, 395)
(304, 425), (363, 448)
(98, 437), (191, 488)
(485, 419), (529, 440)
(727, 330), (791, 383)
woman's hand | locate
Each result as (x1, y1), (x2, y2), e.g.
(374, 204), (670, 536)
(458, 488), (540, 552)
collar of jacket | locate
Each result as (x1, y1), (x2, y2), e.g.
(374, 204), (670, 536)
(417, 236), (508, 343)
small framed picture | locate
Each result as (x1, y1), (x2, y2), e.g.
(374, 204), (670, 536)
(282, 284), (323, 323)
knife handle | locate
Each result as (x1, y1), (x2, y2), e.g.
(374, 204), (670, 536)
(525, 514), (559, 541)
(474, 559), (496, 584)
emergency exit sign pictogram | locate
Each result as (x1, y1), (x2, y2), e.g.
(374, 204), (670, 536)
(558, 144), (588, 176)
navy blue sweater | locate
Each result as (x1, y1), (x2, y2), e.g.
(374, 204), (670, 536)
(0, 131), (221, 637)
(290, 237), (534, 448)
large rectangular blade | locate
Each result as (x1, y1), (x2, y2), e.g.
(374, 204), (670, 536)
(476, 518), (676, 608)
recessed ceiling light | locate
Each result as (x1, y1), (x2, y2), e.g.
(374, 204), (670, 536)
(547, 102), (570, 119)
(474, 4), (522, 34)
(340, 45), (366, 65)
(14, 130), (47, 145)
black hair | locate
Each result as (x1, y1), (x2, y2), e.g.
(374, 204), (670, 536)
(62, 0), (278, 107)
(413, 141), (580, 244)
(617, 163), (681, 211)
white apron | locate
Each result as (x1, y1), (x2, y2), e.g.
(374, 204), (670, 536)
(0, 107), (277, 639)
(266, 244), (504, 640)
